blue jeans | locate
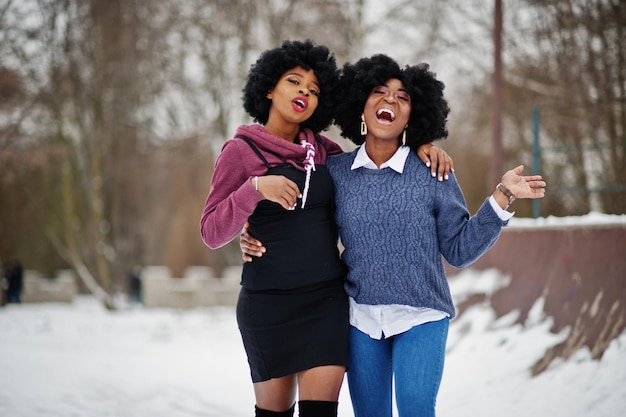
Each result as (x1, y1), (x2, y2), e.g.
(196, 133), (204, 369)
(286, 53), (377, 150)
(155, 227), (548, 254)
(347, 318), (449, 417)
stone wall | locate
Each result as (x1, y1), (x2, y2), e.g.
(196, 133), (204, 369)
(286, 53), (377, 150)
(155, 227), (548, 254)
(20, 269), (77, 303)
(447, 221), (626, 375)
(141, 265), (241, 309)
(3, 266), (241, 308)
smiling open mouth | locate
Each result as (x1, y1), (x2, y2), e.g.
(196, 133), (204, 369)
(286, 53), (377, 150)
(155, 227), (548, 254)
(292, 97), (309, 111)
(376, 108), (395, 122)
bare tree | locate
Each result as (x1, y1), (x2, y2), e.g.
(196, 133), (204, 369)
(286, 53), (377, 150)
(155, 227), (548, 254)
(364, 0), (625, 215)
(0, 0), (367, 302)
(0, 0), (173, 306)
(505, 0), (626, 215)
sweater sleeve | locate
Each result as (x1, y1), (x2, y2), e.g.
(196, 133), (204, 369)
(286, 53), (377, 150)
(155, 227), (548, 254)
(435, 174), (507, 268)
(199, 140), (264, 249)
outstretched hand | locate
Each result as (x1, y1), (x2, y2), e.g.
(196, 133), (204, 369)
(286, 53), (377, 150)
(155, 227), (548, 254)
(501, 165), (546, 199)
(240, 222), (265, 262)
(417, 143), (455, 181)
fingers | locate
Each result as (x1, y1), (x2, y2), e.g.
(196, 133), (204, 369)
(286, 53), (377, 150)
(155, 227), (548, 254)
(502, 165), (527, 185)
(239, 221), (266, 262)
(242, 242), (265, 257)
(522, 176), (546, 190)
(240, 232), (253, 262)
(416, 144), (455, 181)
(436, 152), (453, 181)
(240, 232), (262, 249)
(512, 178), (547, 199)
(429, 149), (439, 178)
(241, 245), (265, 261)
(431, 149), (454, 181)
(258, 176), (302, 210)
(282, 179), (301, 210)
(500, 165), (548, 200)
(530, 180), (547, 196)
(417, 145), (432, 168)
(527, 188), (546, 198)
(447, 154), (455, 176)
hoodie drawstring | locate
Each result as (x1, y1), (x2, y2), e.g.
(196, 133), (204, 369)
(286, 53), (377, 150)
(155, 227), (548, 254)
(300, 140), (316, 208)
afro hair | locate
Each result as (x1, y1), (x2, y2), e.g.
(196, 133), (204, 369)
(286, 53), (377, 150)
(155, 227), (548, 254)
(333, 54), (450, 150)
(242, 40), (339, 133)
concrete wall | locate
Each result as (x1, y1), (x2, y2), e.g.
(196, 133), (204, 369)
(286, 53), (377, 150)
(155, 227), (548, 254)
(141, 265), (241, 309)
(447, 222), (626, 375)
(5, 266), (241, 308)
(21, 269), (77, 303)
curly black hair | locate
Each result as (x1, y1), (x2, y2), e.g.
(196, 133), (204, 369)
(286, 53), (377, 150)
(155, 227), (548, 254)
(242, 40), (339, 133)
(333, 54), (450, 150)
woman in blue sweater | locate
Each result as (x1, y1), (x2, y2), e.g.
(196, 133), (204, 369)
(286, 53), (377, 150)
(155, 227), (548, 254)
(327, 54), (546, 417)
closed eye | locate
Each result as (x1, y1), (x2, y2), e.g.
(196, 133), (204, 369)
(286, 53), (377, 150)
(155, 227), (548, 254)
(288, 78), (319, 96)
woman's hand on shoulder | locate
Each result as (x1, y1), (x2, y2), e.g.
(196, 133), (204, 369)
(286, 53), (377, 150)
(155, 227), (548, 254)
(417, 143), (454, 181)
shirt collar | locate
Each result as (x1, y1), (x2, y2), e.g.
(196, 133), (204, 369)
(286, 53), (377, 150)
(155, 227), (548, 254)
(351, 143), (410, 173)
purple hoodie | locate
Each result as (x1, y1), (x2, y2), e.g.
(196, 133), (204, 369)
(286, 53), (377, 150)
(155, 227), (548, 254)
(200, 124), (343, 249)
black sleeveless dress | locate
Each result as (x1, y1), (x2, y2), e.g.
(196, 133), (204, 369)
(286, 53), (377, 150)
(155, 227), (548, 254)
(235, 136), (349, 383)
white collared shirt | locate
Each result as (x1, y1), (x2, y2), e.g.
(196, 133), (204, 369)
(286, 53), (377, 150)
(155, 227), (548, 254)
(348, 144), (512, 339)
(351, 142), (411, 172)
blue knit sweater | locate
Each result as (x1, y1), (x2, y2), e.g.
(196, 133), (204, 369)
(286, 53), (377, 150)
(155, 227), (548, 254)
(327, 149), (508, 318)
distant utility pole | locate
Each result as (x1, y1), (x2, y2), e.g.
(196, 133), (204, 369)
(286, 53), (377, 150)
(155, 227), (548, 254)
(491, 0), (503, 188)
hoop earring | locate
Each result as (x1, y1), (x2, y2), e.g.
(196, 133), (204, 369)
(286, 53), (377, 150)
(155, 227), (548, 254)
(401, 129), (407, 146)
(360, 114), (367, 136)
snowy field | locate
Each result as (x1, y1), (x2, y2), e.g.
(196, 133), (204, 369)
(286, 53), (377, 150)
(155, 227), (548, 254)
(1, 267), (625, 417)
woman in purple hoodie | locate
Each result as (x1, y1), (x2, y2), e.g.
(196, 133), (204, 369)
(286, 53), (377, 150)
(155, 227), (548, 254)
(199, 40), (452, 417)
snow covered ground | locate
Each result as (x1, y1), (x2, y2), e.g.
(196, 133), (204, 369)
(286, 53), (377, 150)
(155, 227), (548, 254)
(2, 213), (625, 416)
(1, 265), (624, 417)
